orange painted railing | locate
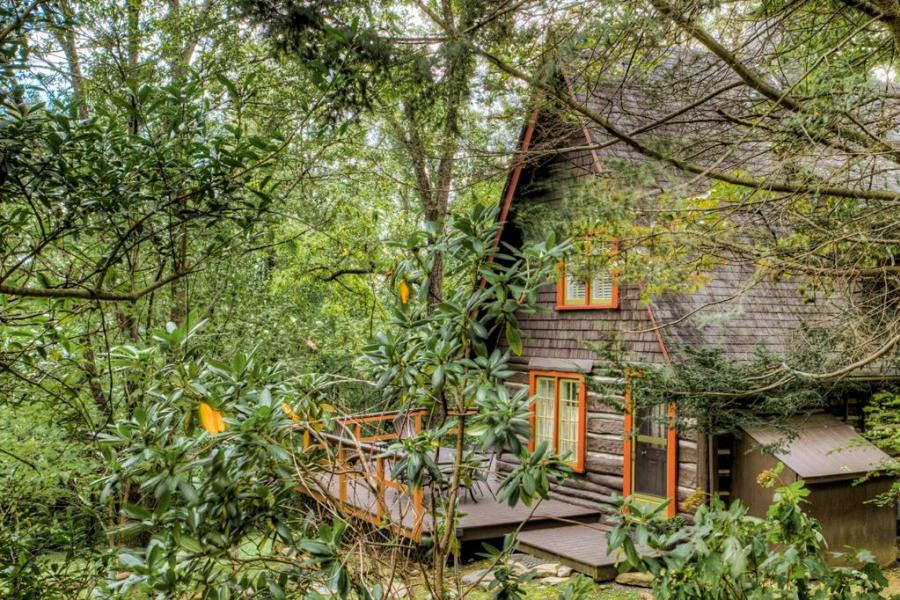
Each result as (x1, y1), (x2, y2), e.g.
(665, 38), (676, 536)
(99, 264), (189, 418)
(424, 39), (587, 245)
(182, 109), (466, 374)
(303, 408), (480, 542)
(306, 409), (428, 541)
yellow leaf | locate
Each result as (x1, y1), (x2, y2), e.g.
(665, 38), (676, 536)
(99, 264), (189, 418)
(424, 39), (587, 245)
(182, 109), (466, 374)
(199, 402), (226, 435)
(399, 280), (410, 305)
(215, 409), (226, 433)
(282, 402), (300, 423)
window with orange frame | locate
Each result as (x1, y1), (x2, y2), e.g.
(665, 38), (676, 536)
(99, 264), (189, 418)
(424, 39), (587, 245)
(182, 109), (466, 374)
(557, 240), (619, 310)
(528, 371), (586, 473)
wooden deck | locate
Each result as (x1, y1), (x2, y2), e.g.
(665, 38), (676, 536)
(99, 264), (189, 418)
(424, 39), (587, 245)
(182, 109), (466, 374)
(517, 524), (622, 580)
(302, 410), (602, 543)
(455, 486), (601, 541)
(315, 469), (602, 541)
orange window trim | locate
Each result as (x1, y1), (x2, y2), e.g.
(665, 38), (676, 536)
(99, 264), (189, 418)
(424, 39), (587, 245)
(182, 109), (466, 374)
(622, 376), (678, 518)
(666, 401), (678, 518)
(556, 241), (620, 310)
(528, 370), (586, 473)
(622, 379), (633, 500)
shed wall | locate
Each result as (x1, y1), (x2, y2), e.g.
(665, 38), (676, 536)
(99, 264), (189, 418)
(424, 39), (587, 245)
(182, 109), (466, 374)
(731, 435), (897, 567)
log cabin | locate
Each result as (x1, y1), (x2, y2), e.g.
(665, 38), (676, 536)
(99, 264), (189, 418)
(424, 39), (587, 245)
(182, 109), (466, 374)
(306, 55), (898, 578)
(491, 59), (899, 570)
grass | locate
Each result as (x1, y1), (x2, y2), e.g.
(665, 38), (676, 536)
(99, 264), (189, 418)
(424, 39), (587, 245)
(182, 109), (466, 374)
(462, 583), (641, 600)
(443, 559), (643, 600)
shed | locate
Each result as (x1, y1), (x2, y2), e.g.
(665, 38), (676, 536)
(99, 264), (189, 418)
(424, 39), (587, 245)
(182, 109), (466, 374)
(730, 414), (897, 566)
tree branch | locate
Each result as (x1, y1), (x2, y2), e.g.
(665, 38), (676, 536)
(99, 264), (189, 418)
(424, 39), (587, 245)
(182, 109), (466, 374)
(0, 0), (42, 42)
(0, 270), (191, 302)
(649, 0), (900, 163)
(469, 43), (900, 202)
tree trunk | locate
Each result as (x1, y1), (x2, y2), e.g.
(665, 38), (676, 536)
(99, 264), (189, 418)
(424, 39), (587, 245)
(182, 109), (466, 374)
(52, 0), (89, 120)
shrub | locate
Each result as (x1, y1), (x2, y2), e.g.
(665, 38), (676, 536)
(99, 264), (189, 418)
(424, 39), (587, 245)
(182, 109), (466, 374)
(606, 470), (896, 600)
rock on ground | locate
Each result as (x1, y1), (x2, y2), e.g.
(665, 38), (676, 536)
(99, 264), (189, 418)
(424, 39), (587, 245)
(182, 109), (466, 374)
(533, 563), (560, 577)
(615, 571), (654, 587)
(460, 569), (494, 587)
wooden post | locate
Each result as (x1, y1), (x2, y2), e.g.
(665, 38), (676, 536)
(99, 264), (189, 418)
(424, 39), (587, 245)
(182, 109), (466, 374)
(338, 446), (348, 505)
(375, 457), (385, 520)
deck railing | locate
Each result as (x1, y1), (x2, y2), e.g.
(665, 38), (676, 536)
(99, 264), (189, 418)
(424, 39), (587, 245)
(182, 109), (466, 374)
(303, 409), (428, 540)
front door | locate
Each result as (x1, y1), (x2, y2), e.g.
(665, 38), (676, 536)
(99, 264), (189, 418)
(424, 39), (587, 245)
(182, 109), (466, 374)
(633, 404), (668, 499)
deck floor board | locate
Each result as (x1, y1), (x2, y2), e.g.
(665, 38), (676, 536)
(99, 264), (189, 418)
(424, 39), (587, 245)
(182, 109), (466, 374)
(516, 524), (622, 580)
(313, 472), (602, 540)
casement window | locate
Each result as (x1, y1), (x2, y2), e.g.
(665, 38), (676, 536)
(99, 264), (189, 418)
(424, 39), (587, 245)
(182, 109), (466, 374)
(557, 241), (619, 310)
(528, 371), (586, 473)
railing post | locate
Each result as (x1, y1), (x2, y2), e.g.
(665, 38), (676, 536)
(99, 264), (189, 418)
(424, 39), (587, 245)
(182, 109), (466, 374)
(412, 487), (424, 541)
(375, 457), (385, 520)
(338, 445), (347, 505)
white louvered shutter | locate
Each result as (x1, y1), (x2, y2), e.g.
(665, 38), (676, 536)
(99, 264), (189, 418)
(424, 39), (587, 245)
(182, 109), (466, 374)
(565, 274), (586, 304)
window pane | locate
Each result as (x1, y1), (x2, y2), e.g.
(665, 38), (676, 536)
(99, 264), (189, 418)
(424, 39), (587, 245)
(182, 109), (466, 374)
(590, 270), (614, 304)
(588, 242), (614, 305)
(564, 274), (586, 305)
(535, 377), (555, 447)
(637, 403), (668, 442)
(557, 379), (581, 464)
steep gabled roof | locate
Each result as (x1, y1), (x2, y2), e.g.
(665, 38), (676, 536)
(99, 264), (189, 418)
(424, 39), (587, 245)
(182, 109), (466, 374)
(494, 54), (894, 370)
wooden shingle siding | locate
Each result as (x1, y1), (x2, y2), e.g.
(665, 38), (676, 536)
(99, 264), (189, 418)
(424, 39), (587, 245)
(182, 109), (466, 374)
(493, 97), (708, 519)
(511, 283), (666, 365)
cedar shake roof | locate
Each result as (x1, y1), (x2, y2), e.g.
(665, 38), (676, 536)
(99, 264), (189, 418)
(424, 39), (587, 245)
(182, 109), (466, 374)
(650, 256), (837, 364)
(499, 52), (898, 369)
(742, 413), (895, 482)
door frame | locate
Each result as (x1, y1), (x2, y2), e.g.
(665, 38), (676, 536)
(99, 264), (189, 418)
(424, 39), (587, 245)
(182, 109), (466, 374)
(622, 375), (678, 517)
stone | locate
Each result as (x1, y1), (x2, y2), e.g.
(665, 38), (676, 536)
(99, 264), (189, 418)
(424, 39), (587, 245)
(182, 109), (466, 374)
(386, 583), (409, 598)
(511, 561), (530, 575)
(460, 569), (494, 587)
(533, 563), (560, 577)
(615, 572), (654, 588)
(556, 565), (573, 577)
(542, 576), (571, 585)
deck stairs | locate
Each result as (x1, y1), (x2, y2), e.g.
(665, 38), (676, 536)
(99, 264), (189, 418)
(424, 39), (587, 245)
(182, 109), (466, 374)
(516, 523), (625, 581)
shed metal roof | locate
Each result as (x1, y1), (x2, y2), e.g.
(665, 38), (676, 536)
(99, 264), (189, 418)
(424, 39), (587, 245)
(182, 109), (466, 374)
(741, 414), (895, 481)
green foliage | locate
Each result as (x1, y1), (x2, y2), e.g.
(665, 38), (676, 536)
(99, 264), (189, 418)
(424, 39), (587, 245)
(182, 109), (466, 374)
(360, 203), (573, 591)
(0, 402), (102, 547)
(861, 390), (900, 505)
(95, 321), (350, 598)
(362, 203), (568, 408)
(497, 441), (573, 507)
(478, 535), (537, 600)
(606, 478), (895, 600)
(468, 383), (533, 456)
(361, 203), (568, 485)
(0, 403), (105, 597)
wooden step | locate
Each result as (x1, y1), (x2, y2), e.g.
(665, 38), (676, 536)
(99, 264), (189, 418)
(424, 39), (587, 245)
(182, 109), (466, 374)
(516, 523), (622, 581)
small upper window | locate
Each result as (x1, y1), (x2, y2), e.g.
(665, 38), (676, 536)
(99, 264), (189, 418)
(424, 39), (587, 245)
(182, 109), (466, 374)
(557, 241), (619, 309)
